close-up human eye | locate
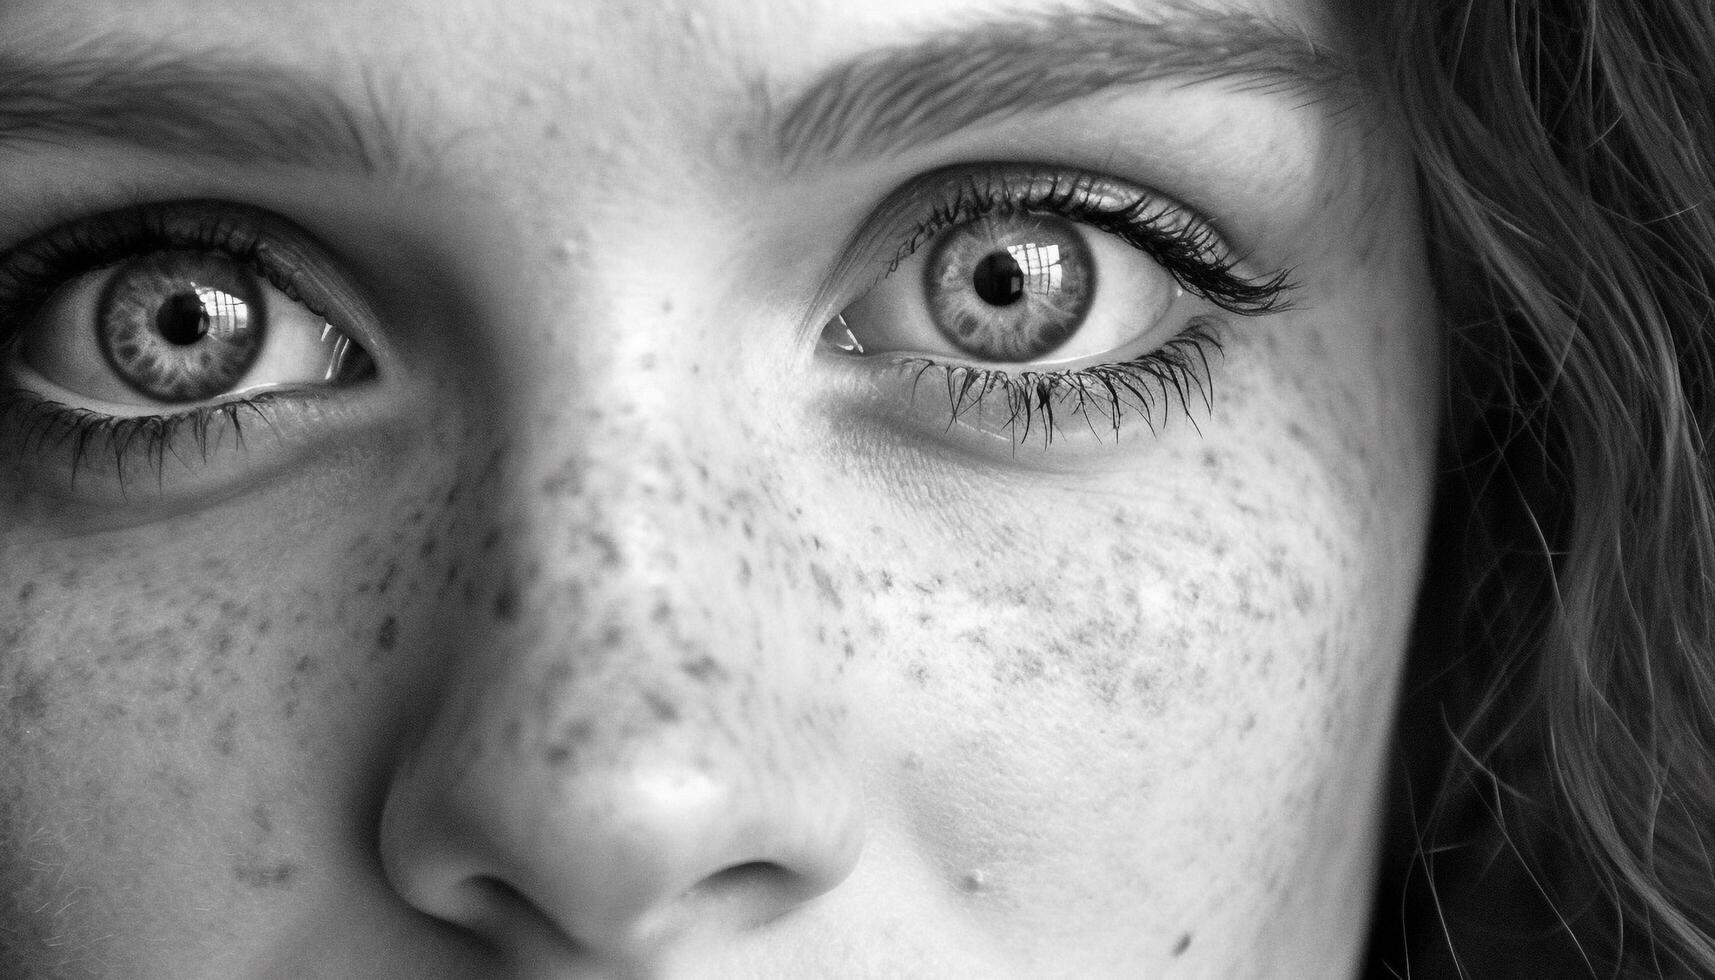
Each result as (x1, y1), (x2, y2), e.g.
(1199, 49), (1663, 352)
(820, 164), (1293, 448)
(0, 201), (377, 491)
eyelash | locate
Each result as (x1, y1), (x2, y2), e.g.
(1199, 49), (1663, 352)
(0, 391), (281, 489)
(896, 320), (1223, 445)
(868, 168), (1292, 445)
(0, 203), (348, 481)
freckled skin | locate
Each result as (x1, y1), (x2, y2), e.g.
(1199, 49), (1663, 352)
(0, 0), (1437, 977)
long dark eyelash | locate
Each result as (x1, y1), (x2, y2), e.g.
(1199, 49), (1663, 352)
(0, 203), (288, 326)
(0, 388), (280, 491)
(900, 319), (1224, 448)
(894, 171), (1295, 317)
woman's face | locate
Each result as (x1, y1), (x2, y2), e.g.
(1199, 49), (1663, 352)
(0, 0), (1438, 976)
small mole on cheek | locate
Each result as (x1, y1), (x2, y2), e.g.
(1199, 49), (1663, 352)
(1173, 932), (1194, 956)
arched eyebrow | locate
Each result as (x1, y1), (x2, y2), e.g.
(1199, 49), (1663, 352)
(0, 38), (403, 175)
(768, 4), (1359, 172)
(0, 5), (1356, 178)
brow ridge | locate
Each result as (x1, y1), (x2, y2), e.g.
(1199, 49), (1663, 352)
(769, 2), (1358, 171)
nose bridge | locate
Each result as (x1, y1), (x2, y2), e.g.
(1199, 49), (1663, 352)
(378, 296), (865, 961)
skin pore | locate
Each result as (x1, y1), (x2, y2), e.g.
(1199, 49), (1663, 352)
(0, 0), (1438, 977)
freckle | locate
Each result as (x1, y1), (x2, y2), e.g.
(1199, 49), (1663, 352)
(959, 869), (989, 893)
(293, 655), (319, 676)
(419, 535), (438, 559)
(407, 510), (426, 526)
(809, 563), (843, 610)
(1292, 582), (1314, 614)
(541, 457), (586, 497)
(600, 623), (626, 651)
(643, 691), (680, 724)
(588, 531), (621, 568)
(233, 859), (296, 889)
(493, 585), (522, 622)
(481, 527), (503, 551)
(377, 563), (399, 595)
(211, 711), (238, 756)
(15, 581), (35, 604)
(376, 616), (399, 653)
(251, 805), (274, 835)
(682, 655), (727, 684)
(905, 662), (929, 686)
(737, 557), (753, 586)
(545, 718), (593, 767)
(1172, 932), (1193, 956)
(9, 667), (50, 721)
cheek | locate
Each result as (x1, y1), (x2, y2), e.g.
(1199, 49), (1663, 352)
(0, 445), (468, 970)
(798, 345), (1430, 964)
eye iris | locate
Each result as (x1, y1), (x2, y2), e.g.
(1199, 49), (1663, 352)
(98, 251), (266, 403)
(925, 213), (1095, 361)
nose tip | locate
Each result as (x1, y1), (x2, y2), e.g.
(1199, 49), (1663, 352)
(379, 741), (865, 969)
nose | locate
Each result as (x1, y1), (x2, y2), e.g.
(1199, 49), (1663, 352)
(381, 709), (864, 969)
(375, 475), (865, 972)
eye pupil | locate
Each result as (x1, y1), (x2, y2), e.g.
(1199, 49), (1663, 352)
(971, 251), (1026, 307)
(155, 290), (212, 345)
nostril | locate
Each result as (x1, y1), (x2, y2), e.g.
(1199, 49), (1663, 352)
(683, 861), (811, 924)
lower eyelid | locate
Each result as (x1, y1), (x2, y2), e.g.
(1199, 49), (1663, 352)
(819, 320), (1226, 461)
(0, 383), (385, 514)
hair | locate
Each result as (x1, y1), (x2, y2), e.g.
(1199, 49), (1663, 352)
(1360, 0), (1715, 976)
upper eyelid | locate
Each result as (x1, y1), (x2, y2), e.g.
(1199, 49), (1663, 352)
(0, 201), (387, 358)
(860, 163), (1294, 315)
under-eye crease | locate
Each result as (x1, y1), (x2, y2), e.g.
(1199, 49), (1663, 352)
(0, 201), (376, 486)
(823, 164), (1294, 447)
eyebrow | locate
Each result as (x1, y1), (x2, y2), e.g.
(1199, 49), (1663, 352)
(0, 37), (401, 175)
(768, 3), (1360, 171)
(0, 6), (1355, 179)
